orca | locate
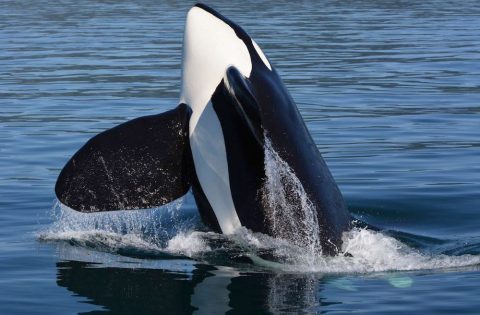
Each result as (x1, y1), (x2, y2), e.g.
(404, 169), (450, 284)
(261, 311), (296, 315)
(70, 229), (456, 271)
(55, 4), (352, 255)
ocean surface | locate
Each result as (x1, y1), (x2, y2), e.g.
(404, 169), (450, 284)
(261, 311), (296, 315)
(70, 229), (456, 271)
(1, 1), (480, 314)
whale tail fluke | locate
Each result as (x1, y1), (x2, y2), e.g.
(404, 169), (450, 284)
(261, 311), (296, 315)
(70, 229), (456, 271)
(55, 104), (193, 212)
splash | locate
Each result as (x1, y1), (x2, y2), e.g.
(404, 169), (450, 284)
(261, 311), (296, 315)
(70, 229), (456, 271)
(335, 228), (480, 273)
(227, 227), (480, 273)
(39, 202), (480, 273)
(261, 138), (322, 258)
(38, 198), (196, 254)
(39, 142), (480, 274)
(166, 231), (212, 256)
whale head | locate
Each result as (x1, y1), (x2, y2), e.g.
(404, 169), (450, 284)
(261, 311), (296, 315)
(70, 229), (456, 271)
(180, 4), (272, 133)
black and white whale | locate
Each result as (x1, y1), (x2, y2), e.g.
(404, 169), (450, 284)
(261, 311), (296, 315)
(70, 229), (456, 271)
(55, 4), (352, 254)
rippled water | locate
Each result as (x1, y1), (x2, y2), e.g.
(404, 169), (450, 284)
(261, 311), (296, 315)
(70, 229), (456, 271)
(1, 1), (480, 314)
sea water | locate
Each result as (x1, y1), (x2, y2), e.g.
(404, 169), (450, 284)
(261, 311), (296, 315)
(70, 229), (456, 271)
(1, 0), (480, 314)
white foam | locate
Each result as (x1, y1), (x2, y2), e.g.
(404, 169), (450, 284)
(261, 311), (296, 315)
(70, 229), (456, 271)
(228, 227), (480, 273)
(339, 228), (480, 272)
(39, 202), (480, 273)
(166, 231), (212, 256)
(277, 227), (480, 273)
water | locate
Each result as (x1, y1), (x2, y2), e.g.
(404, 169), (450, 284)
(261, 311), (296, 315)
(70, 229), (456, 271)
(262, 138), (322, 257)
(1, 0), (480, 314)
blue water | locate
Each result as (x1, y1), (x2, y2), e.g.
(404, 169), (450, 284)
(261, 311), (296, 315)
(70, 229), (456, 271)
(1, 1), (480, 314)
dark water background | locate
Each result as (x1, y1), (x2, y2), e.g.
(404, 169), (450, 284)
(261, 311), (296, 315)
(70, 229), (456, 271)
(1, 0), (480, 314)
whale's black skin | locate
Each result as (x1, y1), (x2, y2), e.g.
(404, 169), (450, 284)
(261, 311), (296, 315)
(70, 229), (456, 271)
(55, 104), (193, 212)
(195, 4), (352, 253)
(55, 4), (352, 255)
(211, 66), (353, 252)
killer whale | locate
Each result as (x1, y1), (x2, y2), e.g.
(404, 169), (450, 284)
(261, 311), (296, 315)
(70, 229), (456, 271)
(55, 4), (352, 254)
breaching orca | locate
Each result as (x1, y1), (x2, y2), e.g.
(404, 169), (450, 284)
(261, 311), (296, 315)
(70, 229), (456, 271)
(55, 4), (352, 254)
